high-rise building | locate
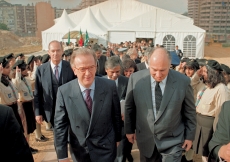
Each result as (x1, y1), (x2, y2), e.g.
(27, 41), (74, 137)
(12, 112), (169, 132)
(54, 8), (73, 19)
(0, 0), (16, 31)
(188, 0), (230, 42)
(35, 2), (55, 38)
(77, 0), (107, 10)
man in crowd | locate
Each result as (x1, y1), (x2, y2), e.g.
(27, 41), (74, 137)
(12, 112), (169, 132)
(209, 100), (230, 162)
(125, 47), (196, 161)
(126, 48), (141, 64)
(136, 47), (153, 71)
(175, 45), (183, 58)
(54, 48), (122, 162)
(34, 40), (75, 127)
(92, 44), (107, 76)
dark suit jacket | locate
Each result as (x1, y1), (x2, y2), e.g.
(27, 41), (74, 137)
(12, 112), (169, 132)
(34, 60), (75, 123)
(103, 75), (129, 100)
(136, 62), (147, 71)
(97, 55), (107, 75)
(134, 59), (141, 64)
(0, 105), (34, 162)
(54, 77), (122, 162)
(125, 69), (196, 158)
(175, 49), (183, 58)
(209, 101), (230, 162)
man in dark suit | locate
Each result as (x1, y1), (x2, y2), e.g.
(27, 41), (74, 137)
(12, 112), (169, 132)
(209, 101), (230, 162)
(104, 56), (133, 162)
(0, 104), (34, 162)
(92, 44), (106, 75)
(34, 40), (75, 126)
(54, 48), (122, 162)
(136, 47), (153, 71)
(125, 47), (196, 161)
(175, 45), (183, 58)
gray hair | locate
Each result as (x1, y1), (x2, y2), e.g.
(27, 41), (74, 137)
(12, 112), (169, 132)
(105, 56), (122, 69)
(126, 48), (137, 56)
(70, 48), (97, 68)
(144, 47), (154, 57)
(92, 44), (102, 52)
(148, 47), (171, 64)
(205, 65), (225, 88)
(48, 40), (63, 50)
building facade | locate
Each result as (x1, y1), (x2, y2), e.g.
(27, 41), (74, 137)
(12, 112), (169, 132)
(188, 0), (230, 42)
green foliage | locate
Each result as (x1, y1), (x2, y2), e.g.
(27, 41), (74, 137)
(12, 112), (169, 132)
(222, 43), (230, 47)
(0, 23), (9, 31)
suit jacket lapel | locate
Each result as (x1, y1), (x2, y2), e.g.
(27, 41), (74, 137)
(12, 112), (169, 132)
(155, 70), (176, 122)
(118, 76), (123, 99)
(44, 63), (53, 99)
(69, 80), (90, 127)
(143, 73), (154, 115)
(87, 77), (105, 137)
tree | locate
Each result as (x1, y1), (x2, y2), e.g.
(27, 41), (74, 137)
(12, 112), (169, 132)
(0, 23), (9, 31)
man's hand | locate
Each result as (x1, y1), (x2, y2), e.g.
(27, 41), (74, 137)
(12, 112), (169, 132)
(196, 68), (203, 77)
(36, 115), (43, 125)
(182, 140), (193, 151)
(121, 114), (124, 121)
(126, 134), (136, 144)
(0, 63), (3, 74)
(218, 143), (230, 161)
(117, 142), (120, 147)
(59, 158), (70, 162)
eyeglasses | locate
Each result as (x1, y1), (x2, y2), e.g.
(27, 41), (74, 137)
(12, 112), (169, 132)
(75, 65), (96, 73)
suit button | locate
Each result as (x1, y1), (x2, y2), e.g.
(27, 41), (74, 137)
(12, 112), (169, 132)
(103, 145), (105, 147)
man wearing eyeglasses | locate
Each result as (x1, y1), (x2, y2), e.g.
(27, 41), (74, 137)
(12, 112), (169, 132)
(34, 40), (75, 127)
(54, 48), (122, 162)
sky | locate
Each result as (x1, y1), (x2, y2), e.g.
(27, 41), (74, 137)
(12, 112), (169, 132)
(7, 0), (188, 14)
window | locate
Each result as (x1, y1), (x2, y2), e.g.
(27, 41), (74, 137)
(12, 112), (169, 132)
(163, 35), (175, 51)
(183, 35), (196, 58)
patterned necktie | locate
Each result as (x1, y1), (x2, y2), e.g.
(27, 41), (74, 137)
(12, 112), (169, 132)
(85, 89), (93, 114)
(54, 66), (59, 81)
(155, 81), (162, 114)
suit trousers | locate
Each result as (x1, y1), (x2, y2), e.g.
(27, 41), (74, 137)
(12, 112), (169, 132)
(144, 146), (183, 162)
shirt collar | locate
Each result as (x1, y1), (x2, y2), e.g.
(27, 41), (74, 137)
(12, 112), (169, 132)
(107, 76), (118, 86)
(50, 60), (62, 69)
(78, 79), (95, 93)
(150, 75), (168, 85)
(145, 61), (149, 69)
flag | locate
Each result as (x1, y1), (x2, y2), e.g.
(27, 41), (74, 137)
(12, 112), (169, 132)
(79, 28), (84, 47)
(84, 30), (89, 46)
(67, 30), (70, 45)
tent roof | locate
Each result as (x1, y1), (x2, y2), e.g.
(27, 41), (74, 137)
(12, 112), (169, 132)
(108, 9), (205, 33)
(71, 7), (107, 35)
(95, 9), (112, 29)
(43, 9), (76, 33)
(57, 0), (193, 27)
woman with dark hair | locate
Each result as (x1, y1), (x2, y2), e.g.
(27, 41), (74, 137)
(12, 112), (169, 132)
(220, 64), (230, 89)
(193, 60), (230, 162)
(121, 58), (138, 78)
(0, 57), (23, 129)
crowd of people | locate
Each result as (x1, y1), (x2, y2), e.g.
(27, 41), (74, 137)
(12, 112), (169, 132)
(1, 39), (230, 162)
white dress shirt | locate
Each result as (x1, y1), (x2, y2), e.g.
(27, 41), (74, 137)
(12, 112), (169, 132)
(78, 79), (95, 101)
(150, 76), (167, 118)
(50, 60), (62, 77)
(145, 61), (149, 69)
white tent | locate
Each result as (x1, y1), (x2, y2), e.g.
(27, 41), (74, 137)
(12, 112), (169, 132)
(42, 9), (76, 50)
(108, 8), (205, 58)
(95, 9), (112, 29)
(71, 7), (107, 45)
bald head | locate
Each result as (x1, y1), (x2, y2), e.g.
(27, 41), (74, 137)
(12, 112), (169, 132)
(149, 48), (171, 82)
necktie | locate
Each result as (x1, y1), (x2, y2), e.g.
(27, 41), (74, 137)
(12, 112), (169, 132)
(54, 66), (59, 81)
(85, 89), (93, 114)
(155, 82), (162, 114)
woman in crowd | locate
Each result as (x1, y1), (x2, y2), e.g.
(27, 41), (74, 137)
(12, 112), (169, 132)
(121, 58), (138, 78)
(0, 57), (23, 128)
(220, 64), (230, 89)
(193, 60), (230, 162)
(12, 60), (38, 154)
